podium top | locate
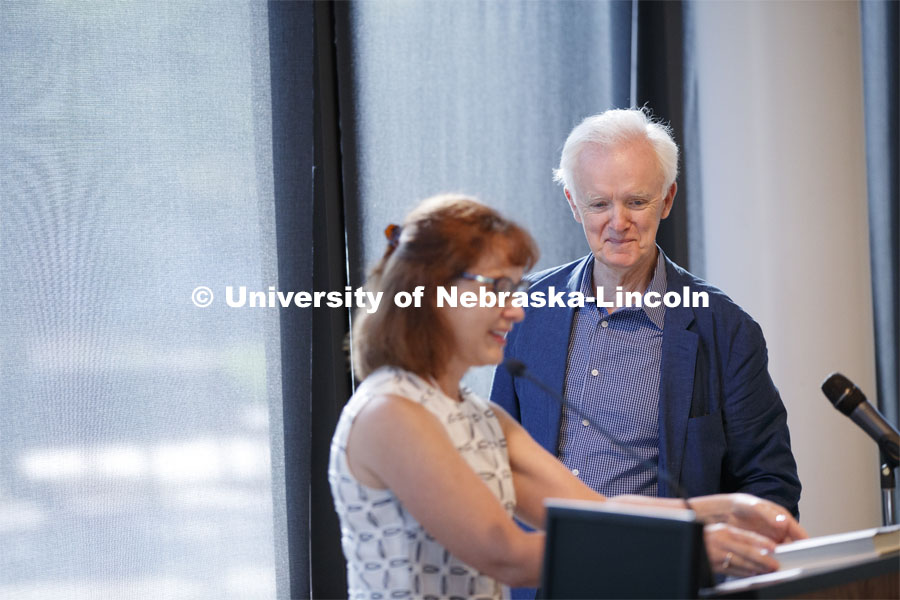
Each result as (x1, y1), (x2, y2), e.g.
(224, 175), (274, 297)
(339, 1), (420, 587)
(703, 552), (898, 599)
(704, 526), (900, 600)
(774, 524), (899, 572)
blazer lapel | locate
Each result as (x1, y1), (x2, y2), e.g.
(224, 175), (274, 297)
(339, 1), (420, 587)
(658, 262), (698, 498)
(515, 257), (588, 453)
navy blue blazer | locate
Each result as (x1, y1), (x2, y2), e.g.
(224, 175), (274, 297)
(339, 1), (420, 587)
(490, 253), (801, 516)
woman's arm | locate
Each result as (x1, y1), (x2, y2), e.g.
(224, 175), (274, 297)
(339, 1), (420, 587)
(345, 393), (543, 588)
(492, 402), (606, 528)
(605, 493), (807, 544)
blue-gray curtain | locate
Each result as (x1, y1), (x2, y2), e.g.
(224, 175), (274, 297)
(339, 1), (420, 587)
(860, 0), (899, 513)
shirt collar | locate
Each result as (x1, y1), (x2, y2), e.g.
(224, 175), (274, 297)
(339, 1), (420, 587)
(644, 249), (667, 329)
(578, 247), (667, 330)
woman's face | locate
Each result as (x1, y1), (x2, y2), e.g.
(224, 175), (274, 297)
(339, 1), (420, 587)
(443, 252), (526, 372)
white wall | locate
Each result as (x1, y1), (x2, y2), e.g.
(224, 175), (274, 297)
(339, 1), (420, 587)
(692, 0), (881, 535)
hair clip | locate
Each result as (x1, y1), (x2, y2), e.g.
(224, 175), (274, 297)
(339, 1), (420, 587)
(385, 224), (402, 248)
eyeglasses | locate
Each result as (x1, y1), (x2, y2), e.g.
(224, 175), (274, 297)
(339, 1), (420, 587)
(459, 272), (531, 294)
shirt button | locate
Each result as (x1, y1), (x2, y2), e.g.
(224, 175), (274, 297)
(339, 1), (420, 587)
(590, 368), (599, 377)
(572, 468), (580, 476)
(601, 321), (609, 328)
(581, 419), (590, 427)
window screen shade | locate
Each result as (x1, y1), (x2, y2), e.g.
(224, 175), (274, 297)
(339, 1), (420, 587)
(1, 3), (283, 597)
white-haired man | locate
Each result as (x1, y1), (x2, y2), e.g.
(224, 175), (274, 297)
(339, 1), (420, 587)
(491, 109), (801, 526)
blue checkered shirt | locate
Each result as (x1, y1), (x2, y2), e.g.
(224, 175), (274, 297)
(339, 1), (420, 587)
(557, 250), (667, 497)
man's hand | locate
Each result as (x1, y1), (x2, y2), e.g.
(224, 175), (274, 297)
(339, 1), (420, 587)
(690, 493), (809, 543)
(726, 493), (808, 543)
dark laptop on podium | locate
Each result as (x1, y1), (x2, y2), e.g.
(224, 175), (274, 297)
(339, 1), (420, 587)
(540, 499), (713, 599)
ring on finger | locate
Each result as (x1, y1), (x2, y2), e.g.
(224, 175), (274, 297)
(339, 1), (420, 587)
(722, 551), (734, 570)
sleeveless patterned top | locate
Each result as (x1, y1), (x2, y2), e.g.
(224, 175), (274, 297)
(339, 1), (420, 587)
(328, 366), (516, 599)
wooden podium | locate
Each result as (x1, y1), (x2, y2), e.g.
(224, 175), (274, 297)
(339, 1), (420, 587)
(705, 525), (899, 599)
(703, 552), (898, 599)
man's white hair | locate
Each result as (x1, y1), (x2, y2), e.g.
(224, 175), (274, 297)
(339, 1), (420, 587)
(553, 108), (679, 201)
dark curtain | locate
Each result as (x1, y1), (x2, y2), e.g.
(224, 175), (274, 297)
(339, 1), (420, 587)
(860, 0), (900, 513)
(634, 0), (690, 270)
(632, 0), (706, 274)
(267, 3), (316, 598)
(309, 3), (353, 599)
(269, 1), (354, 599)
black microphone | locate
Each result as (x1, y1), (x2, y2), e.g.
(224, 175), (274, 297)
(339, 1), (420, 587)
(503, 357), (693, 504)
(821, 373), (899, 466)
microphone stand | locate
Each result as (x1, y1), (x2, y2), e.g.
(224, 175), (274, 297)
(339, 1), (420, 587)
(880, 450), (897, 526)
(874, 426), (899, 526)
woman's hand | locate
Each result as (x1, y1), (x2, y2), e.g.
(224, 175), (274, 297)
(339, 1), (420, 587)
(690, 493), (808, 544)
(704, 523), (779, 577)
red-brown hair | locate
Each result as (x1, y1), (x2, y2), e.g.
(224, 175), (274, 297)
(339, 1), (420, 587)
(352, 194), (539, 380)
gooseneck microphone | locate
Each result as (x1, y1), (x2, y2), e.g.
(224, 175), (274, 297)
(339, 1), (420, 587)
(503, 358), (693, 507)
(821, 373), (899, 466)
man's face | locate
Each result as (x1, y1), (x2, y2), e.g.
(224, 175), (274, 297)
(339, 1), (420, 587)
(565, 139), (675, 276)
